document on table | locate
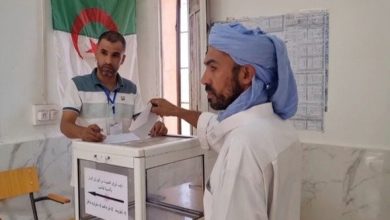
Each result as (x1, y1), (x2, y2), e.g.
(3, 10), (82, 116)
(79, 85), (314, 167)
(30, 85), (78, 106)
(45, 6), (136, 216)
(103, 132), (140, 144)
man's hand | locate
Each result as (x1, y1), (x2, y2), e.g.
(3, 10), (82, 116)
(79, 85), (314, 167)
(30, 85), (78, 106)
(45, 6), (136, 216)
(61, 111), (105, 142)
(150, 98), (178, 117)
(150, 98), (201, 128)
(149, 121), (168, 137)
(80, 124), (106, 142)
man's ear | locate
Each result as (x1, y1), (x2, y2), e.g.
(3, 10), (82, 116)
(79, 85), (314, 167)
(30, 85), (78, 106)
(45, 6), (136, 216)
(240, 65), (255, 88)
(121, 54), (126, 65)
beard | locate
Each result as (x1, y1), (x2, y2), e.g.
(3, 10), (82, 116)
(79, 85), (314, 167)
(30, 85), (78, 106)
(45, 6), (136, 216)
(98, 64), (116, 78)
(206, 66), (244, 110)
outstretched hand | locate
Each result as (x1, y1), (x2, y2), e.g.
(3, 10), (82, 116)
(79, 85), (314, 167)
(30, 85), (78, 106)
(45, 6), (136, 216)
(150, 98), (201, 128)
(150, 98), (179, 117)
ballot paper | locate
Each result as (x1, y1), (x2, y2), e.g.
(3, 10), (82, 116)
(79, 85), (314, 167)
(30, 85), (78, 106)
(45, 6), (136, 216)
(102, 103), (158, 144)
(103, 132), (140, 144)
(129, 103), (158, 139)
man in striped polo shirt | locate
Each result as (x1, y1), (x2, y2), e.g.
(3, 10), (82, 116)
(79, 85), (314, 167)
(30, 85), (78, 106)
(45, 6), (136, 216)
(60, 31), (167, 142)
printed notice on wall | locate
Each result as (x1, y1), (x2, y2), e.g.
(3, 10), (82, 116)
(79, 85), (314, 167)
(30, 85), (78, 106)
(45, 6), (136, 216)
(84, 168), (128, 220)
(222, 10), (329, 131)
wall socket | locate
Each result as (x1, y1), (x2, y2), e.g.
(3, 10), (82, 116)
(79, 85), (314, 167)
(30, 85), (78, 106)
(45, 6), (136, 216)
(32, 104), (59, 125)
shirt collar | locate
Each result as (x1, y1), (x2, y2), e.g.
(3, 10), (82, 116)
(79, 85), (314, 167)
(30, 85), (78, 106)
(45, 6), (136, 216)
(206, 103), (275, 147)
(222, 102), (275, 124)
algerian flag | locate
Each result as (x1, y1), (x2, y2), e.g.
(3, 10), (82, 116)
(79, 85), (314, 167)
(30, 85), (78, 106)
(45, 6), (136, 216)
(51, 0), (138, 102)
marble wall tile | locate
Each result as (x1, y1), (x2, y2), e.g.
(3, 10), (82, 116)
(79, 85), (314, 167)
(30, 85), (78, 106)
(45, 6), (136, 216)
(1, 138), (390, 220)
(0, 137), (74, 220)
(301, 143), (390, 220)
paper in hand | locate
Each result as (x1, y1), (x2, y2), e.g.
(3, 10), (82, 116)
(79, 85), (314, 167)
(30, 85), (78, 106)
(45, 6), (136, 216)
(129, 103), (158, 139)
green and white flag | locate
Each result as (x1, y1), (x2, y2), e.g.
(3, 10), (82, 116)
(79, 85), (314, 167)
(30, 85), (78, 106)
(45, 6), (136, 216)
(51, 0), (138, 99)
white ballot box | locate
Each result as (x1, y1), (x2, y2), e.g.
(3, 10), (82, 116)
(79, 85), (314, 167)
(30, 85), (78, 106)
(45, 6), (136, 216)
(72, 136), (205, 220)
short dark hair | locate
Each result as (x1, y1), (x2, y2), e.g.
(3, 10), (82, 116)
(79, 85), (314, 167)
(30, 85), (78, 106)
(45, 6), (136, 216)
(98, 30), (126, 50)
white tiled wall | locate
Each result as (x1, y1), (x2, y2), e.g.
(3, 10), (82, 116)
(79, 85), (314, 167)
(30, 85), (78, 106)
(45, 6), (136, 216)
(1, 139), (389, 220)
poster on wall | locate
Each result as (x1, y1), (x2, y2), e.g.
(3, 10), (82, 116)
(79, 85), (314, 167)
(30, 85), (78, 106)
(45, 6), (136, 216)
(220, 10), (329, 131)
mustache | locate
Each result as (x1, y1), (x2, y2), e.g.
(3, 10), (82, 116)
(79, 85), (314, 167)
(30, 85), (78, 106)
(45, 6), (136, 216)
(102, 64), (114, 70)
(205, 84), (215, 93)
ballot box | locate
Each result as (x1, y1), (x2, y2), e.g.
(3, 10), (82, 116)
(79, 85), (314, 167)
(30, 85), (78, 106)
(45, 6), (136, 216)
(72, 136), (205, 220)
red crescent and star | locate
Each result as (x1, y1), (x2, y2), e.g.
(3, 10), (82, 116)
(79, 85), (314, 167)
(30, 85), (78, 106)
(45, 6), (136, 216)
(71, 8), (118, 59)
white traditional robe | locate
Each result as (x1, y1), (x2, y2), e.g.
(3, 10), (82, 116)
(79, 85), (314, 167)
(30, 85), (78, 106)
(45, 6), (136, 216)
(197, 103), (302, 220)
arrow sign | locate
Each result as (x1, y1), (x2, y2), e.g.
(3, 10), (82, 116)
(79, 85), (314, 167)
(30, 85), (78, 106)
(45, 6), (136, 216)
(84, 168), (128, 220)
(89, 191), (124, 203)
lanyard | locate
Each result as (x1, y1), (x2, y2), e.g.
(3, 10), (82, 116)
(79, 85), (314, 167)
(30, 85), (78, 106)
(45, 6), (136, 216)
(99, 85), (118, 114)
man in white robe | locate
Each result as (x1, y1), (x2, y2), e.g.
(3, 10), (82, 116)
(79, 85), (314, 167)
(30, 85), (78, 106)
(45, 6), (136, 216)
(150, 22), (301, 220)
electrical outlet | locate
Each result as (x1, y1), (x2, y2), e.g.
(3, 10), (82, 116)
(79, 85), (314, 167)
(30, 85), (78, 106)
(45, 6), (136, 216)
(32, 104), (59, 125)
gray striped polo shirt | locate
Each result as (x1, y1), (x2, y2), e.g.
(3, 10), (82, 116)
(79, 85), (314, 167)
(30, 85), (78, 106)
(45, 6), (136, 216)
(62, 69), (145, 134)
